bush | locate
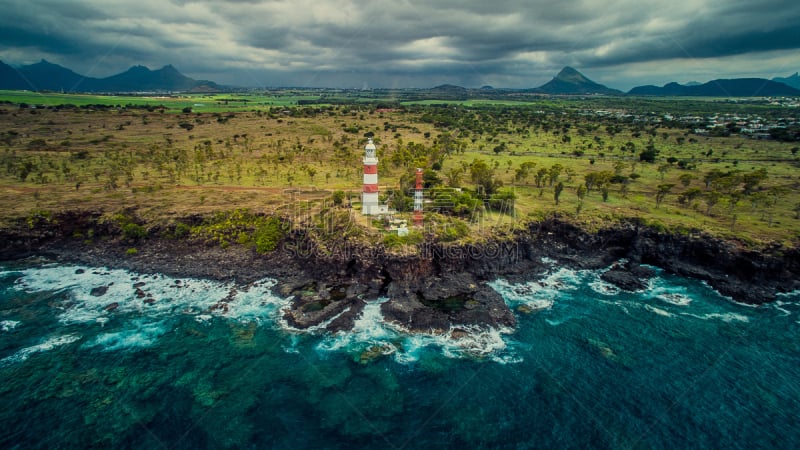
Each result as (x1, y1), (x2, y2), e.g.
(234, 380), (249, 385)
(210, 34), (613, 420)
(383, 231), (424, 249)
(254, 218), (284, 253)
(126, 248), (138, 256)
(122, 223), (147, 240)
(331, 190), (345, 206)
(172, 222), (191, 239)
(190, 209), (285, 253)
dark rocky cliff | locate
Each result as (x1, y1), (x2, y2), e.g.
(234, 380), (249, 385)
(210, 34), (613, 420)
(2, 211), (798, 334)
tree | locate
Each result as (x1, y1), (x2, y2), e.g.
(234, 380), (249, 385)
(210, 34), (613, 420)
(679, 173), (694, 187)
(575, 185), (587, 217)
(639, 143), (659, 163)
(514, 161), (536, 182)
(657, 163), (670, 180)
(584, 171), (612, 193)
(470, 159), (501, 196)
(534, 167), (548, 188)
(554, 182), (564, 205)
(705, 191), (721, 215)
(446, 168), (462, 188)
(741, 168), (767, 194)
(331, 190), (345, 206)
(548, 164), (563, 187)
(678, 188), (703, 205)
(655, 184), (674, 208)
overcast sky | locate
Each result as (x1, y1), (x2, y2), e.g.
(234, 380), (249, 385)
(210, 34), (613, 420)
(1, 0), (798, 90)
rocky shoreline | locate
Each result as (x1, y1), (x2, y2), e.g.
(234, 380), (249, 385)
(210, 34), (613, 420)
(2, 213), (799, 334)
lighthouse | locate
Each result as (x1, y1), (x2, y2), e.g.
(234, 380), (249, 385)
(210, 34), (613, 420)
(413, 168), (423, 227)
(362, 138), (380, 215)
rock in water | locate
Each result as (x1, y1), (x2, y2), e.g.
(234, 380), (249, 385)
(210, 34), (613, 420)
(601, 262), (655, 291)
(90, 286), (109, 297)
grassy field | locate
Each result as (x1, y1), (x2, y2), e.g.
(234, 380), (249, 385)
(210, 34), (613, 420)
(0, 91), (798, 247)
(0, 90), (350, 112)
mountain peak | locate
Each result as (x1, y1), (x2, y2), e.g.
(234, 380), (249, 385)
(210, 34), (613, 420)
(773, 72), (800, 90)
(31, 59), (58, 67)
(535, 66), (621, 95)
(126, 65), (151, 73)
(556, 66), (582, 77)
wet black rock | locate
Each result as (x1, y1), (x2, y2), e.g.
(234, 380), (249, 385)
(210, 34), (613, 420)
(90, 286), (109, 297)
(601, 262), (656, 292)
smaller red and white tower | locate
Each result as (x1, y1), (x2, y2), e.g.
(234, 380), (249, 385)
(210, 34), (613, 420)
(413, 168), (423, 227)
(362, 138), (380, 215)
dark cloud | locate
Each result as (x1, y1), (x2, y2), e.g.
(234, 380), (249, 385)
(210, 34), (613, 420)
(0, 0), (798, 89)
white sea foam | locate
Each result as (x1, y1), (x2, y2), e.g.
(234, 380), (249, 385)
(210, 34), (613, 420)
(489, 279), (557, 309)
(589, 280), (621, 296)
(645, 304), (673, 317)
(705, 312), (750, 323)
(11, 264), (518, 364)
(1, 320), (20, 332)
(540, 256), (558, 265)
(85, 320), (169, 352)
(0, 334), (81, 366)
(316, 298), (517, 364)
(656, 293), (692, 306)
(11, 265), (288, 326)
(488, 268), (581, 312)
(316, 298), (394, 353)
(646, 278), (693, 306)
(683, 312), (750, 323)
(771, 301), (792, 317)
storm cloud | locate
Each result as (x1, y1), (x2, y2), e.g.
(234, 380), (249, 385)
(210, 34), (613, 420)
(1, 0), (798, 89)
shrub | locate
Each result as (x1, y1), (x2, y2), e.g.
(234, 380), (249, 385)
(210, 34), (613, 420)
(172, 222), (191, 239)
(122, 223), (147, 240)
(254, 218), (284, 253)
(331, 190), (345, 206)
(190, 209), (285, 253)
(126, 248), (138, 256)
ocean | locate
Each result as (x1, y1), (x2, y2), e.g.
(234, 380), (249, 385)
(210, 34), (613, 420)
(1, 258), (799, 448)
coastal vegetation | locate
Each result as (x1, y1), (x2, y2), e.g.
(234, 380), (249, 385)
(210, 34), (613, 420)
(0, 91), (798, 252)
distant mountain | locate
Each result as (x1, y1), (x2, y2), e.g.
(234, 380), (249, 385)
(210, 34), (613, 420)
(773, 72), (800, 90)
(629, 78), (800, 96)
(95, 64), (222, 92)
(431, 84), (468, 93)
(0, 61), (27, 90)
(16, 60), (91, 91)
(627, 82), (688, 96)
(533, 67), (622, 95)
(0, 60), (223, 93)
(684, 81), (702, 87)
(424, 84), (469, 100)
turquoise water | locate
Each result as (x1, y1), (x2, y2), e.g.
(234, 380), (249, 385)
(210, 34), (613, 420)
(1, 259), (799, 448)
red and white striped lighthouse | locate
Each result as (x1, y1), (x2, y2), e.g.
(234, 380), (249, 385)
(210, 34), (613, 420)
(413, 168), (423, 227)
(361, 138), (380, 215)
